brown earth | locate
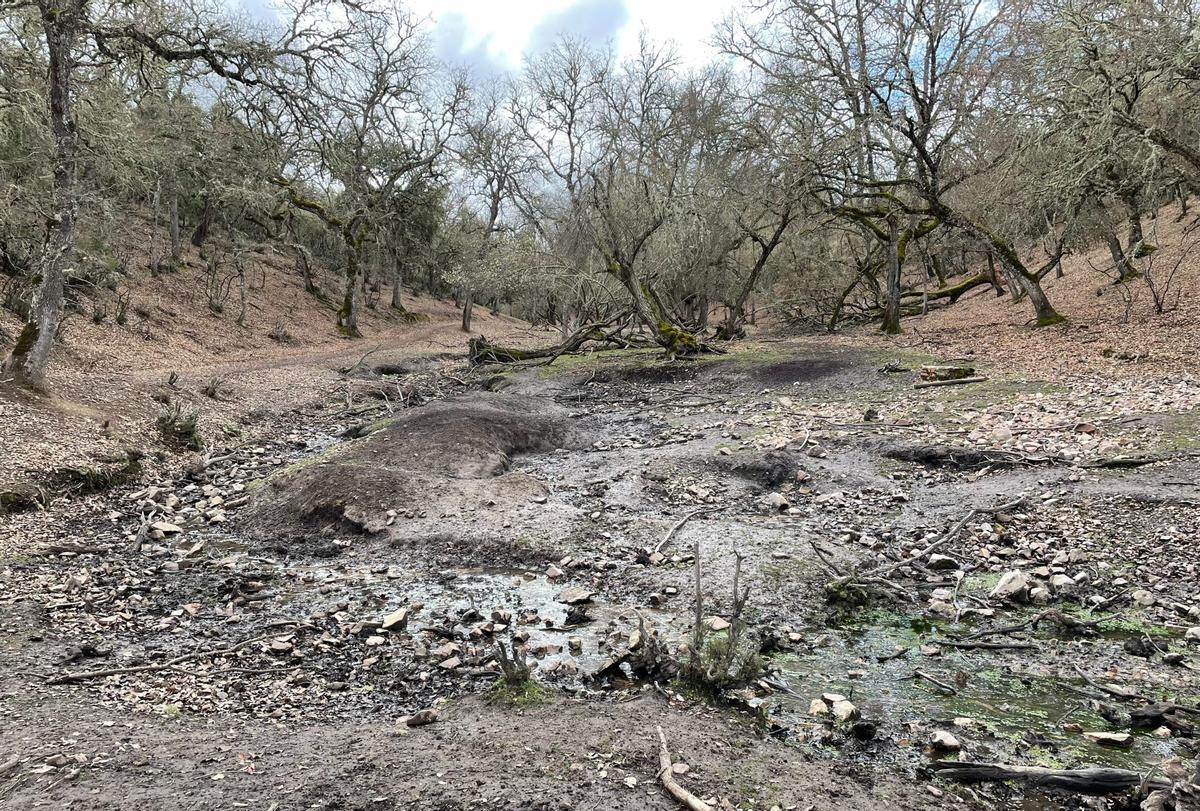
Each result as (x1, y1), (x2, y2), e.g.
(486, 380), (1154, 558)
(2, 209), (1200, 811)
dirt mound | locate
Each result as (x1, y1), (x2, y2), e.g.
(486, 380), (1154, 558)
(245, 394), (578, 538)
(751, 356), (850, 385)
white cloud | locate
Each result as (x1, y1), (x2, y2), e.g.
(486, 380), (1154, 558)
(415, 0), (735, 73)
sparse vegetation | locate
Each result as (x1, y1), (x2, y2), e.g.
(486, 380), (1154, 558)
(156, 403), (204, 451)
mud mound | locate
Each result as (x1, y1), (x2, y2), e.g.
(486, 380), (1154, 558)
(591, 361), (704, 385)
(245, 394), (577, 538)
(751, 356), (849, 385)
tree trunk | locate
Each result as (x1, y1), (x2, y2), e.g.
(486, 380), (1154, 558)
(168, 190), (181, 260)
(339, 242), (363, 337)
(191, 198), (213, 248)
(986, 252), (1005, 297)
(461, 285), (474, 332)
(4, 4), (81, 389)
(1016, 272), (1062, 326)
(881, 218), (903, 334)
(1105, 231), (1136, 281)
(236, 261), (248, 327)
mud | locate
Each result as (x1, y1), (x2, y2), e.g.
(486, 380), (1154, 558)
(3, 340), (1199, 809)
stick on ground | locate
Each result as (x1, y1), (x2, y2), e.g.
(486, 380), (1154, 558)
(656, 726), (713, 811)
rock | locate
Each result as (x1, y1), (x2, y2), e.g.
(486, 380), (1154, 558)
(927, 554), (959, 571)
(764, 492), (790, 512)
(365, 635), (386, 647)
(1131, 589), (1156, 607)
(919, 644), (942, 657)
(1185, 627), (1200, 644)
(705, 617), (731, 632)
(151, 521), (182, 534)
(405, 708), (439, 727)
(809, 698), (830, 717)
(1049, 574), (1076, 592)
(1153, 726), (1173, 739)
(1083, 731), (1133, 748)
(930, 731), (961, 752)
(1029, 587), (1052, 605)
(831, 699), (859, 723)
(850, 720), (877, 740)
(438, 656), (461, 670)
(927, 600), (957, 619)
(671, 762), (690, 775)
(989, 570), (1030, 602)
(557, 587), (595, 605)
(546, 564), (564, 580)
(381, 607), (409, 632)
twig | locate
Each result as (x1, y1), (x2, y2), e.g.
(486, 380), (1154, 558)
(654, 508), (718, 555)
(910, 669), (958, 695)
(656, 726), (713, 811)
(938, 640), (1037, 651)
(1071, 664), (1149, 703)
(914, 376), (988, 389)
(47, 630), (293, 685)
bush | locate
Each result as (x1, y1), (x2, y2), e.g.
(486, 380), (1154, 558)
(157, 404), (204, 451)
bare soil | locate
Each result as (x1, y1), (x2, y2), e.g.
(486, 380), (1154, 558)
(3, 243), (1200, 808)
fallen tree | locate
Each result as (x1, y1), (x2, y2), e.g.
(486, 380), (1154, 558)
(927, 761), (1170, 795)
(467, 316), (641, 366)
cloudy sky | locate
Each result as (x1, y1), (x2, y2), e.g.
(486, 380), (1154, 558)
(406, 0), (738, 77)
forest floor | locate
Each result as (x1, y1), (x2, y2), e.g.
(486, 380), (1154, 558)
(3, 205), (1200, 809)
(2, 308), (1200, 808)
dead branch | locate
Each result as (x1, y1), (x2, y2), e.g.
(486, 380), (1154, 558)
(927, 760), (1169, 794)
(653, 507), (718, 556)
(47, 631), (292, 684)
(914, 375), (989, 389)
(656, 726), (713, 811)
(910, 669), (958, 694)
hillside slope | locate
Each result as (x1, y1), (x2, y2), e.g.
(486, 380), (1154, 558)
(876, 204), (1200, 377)
(0, 213), (541, 492)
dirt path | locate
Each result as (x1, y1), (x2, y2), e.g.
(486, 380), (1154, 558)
(2, 339), (1199, 809)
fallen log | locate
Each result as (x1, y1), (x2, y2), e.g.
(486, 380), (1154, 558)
(914, 375), (989, 389)
(927, 760), (1169, 795)
(900, 273), (991, 303)
(468, 321), (615, 366)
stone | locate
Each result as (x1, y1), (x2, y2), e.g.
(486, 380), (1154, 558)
(151, 521), (182, 534)
(764, 492), (789, 512)
(546, 564), (564, 580)
(989, 570), (1030, 602)
(831, 699), (859, 723)
(405, 708), (439, 727)
(705, 617), (731, 632)
(1131, 589), (1156, 607)
(381, 607), (409, 632)
(558, 587), (595, 605)
(809, 698), (830, 717)
(927, 554), (959, 571)
(1083, 731), (1133, 748)
(1049, 574), (1076, 592)
(1029, 587), (1052, 605)
(438, 656), (461, 670)
(930, 731), (961, 752)
(1185, 627), (1200, 644)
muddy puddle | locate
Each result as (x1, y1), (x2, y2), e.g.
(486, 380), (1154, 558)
(194, 537), (680, 681)
(769, 611), (1180, 769)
